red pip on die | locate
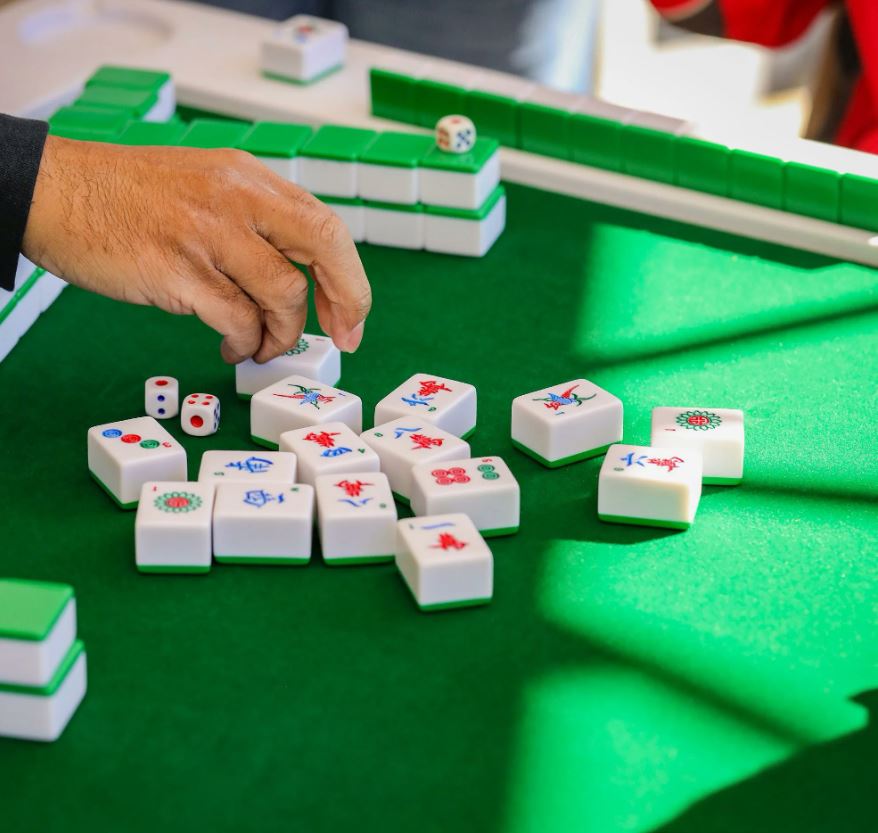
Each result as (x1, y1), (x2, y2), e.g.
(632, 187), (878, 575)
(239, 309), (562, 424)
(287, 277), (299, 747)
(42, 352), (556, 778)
(181, 393), (221, 437)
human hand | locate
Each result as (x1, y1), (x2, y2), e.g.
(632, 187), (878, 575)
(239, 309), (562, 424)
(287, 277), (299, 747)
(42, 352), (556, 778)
(22, 135), (371, 363)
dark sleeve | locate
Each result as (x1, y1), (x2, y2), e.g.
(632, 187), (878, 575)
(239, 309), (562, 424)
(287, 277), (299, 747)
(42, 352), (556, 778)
(0, 115), (49, 292)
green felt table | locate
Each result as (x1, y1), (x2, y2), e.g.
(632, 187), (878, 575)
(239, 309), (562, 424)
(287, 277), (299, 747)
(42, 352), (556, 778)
(1, 182), (876, 833)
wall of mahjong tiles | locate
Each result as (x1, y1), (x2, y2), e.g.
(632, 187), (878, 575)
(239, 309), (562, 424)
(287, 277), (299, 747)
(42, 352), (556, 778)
(0, 177), (876, 832)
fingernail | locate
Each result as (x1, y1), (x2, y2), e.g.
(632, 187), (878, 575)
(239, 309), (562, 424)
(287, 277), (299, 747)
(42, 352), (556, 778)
(340, 320), (365, 353)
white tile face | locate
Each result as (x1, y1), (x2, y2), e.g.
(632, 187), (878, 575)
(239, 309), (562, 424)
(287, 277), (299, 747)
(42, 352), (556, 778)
(145, 375), (179, 420)
(409, 456), (519, 536)
(315, 472), (398, 562)
(212, 483), (313, 564)
(197, 450), (297, 485)
(181, 393), (220, 437)
(261, 15), (348, 83)
(87, 417), (187, 508)
(0, 599), (76, 688)
(597, 443), (702, 529)
(360, 418), (470, 501)
(37, 272), (67, 312)
(278, 422), (379, 486)
(511, 378), (623, 467)
(374, 374), (477, 438)
(256, 155), (298, 182)
(235, 333), (341, 397)
(424, 194), (506, 257)
(328, 201), (365, 242)
(298, 158), (357, 198)
(364, 207), (424, 249)
(135, 481), (216, 572)
(0, 648), (87, 742)
(650, 407), (745, 484)
(418, 151), (500, 209)
(251, 375), (362, 448)
(395, 514), (493, 610)
(358, 163), (418, 203)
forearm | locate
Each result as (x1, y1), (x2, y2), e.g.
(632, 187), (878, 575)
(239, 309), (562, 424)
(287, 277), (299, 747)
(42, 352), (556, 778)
(0, 114), (48, 291)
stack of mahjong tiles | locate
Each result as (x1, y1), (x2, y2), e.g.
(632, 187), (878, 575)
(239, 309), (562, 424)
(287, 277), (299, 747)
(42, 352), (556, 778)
(0, 579), (87, 742)
(511, 379), (745, 530)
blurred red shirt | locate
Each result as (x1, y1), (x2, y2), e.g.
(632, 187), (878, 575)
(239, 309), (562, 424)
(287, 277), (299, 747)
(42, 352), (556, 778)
(650, 0), (878, 153)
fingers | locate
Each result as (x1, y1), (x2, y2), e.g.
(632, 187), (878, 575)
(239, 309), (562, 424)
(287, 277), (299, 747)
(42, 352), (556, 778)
(187, 265), (264, 364)
(216, 233), (311, 363)
(253, 187), (372, 352)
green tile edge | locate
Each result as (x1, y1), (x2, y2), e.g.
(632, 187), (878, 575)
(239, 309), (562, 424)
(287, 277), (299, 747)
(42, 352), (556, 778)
(598, 513), (691, 531)
(703, 476), (742, 486)
(0, 640), (85, 697)
(323, 554), (395, 566)
(510, 439), (613, 468)
(214, 556), (310, 565)
(137, 565), (211, 574)
(89, 470), (137, 510)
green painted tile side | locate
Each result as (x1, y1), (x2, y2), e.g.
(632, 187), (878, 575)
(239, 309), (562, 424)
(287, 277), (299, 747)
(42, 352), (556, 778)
(300, 125), (379, 161)
(214, 556), (310, 565)
(481, 526), (519, 538)
(459, 425), (477, 441)
(175, 105), (243, 124)
(0, 640), (84, 696)
(262, 64), (342, 86)
(839, 174), (878, 230)
(415, 79), (467, 129)
(703, 476), (743, 486)
(424, 185), (504, 220)
(49, 105), (131, 135)
(392, 491), (410, 506)
(137, 565), (211, 574)
(621, 124), (675, 185)
(250, 435), (280, 451)
(313, 194), (364, 207)
(360, 131), (435, 168)
(419, 138), (499, 173)
(783, 162), (840, 223)
(464, 90), (519, 147)
(0, 579), (74, 641)
(369, 68), (419, 124)
(75, 85), (157, 117)
(86, 66), (170, 92)
(364, 199), (423, 214)
(730, 150), (784, 210)
(674, 137), (730, 197)
(46, 125), (121, 142)
(323, 555), (395, 566)
(179, 119), (251, 149)
(570, 113), (622, 172)
(239, 122), (313, 158)
(89, 470), (137, 510)
(116, 120), (187, 146)
(511, 439), (612, 468)
(519, 102), (571, 160)
(598, 513), (691, 531)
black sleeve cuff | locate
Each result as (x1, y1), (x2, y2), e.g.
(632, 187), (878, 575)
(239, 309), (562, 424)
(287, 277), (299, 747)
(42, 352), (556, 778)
(0, 114), (49, 292)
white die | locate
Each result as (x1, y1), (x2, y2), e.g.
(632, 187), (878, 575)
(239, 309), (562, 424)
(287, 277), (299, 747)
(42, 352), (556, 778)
(197, 450), (297, 485)
(250, 374), (362, 449)
(181, 393), (220, 437)
(135, 481), (216, 573)
(436, 115), (477, 154)
(87, 417), (187, 509)
(395, 514), (493, 611)
(315, 472), (397, 564)
(409, 456), (519, 537)
(511, 378), (622, 467)
(261, 15), (348, 83)
(597, 443), (702, 530)
(144, 376), (179, 419)
(278, 421), (379, 487)
(235, 333), (341, 398)
(374, 374), (477, 438)
(212, 483), (314, 565)
(360, 418), (470, 503)
(650, 407), (744, 485)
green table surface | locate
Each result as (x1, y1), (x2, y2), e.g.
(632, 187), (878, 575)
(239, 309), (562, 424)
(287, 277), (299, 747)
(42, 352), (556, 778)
(1, 182), (876, 833)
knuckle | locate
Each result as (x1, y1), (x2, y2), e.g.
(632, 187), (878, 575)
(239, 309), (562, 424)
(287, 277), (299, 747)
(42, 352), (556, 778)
(312, 209), (346, 250)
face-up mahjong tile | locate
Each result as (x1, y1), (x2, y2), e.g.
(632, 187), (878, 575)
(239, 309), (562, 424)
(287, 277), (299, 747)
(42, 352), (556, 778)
(651, 407), (744, 485)
(315, 472), (397, 564)
(360, 417), (470, 503)
(250, 374), (362, 449)
(409, 456), (519, 537)
(597, 443), (702, 530)
(395, 513), (493, 611)
(235, 333), (341, 398)
(278, 422), (379, 486)
(511, 378), (622, 468)
(197, 450), (297, 485)
(212, 483), (314, 565)
(374, 373), (476, 438)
